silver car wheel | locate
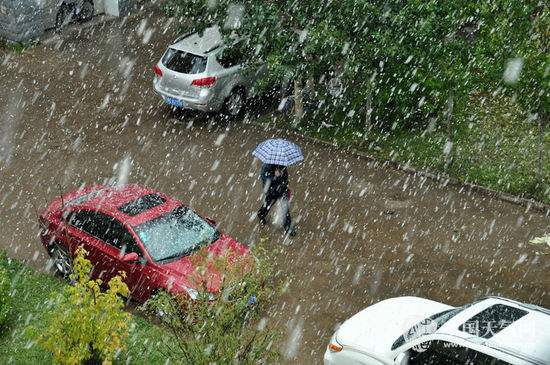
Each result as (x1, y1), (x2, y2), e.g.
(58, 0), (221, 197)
(226, 92), (244, 116)
(51, 244), (72, 276)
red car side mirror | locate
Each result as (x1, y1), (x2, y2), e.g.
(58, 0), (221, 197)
(122, 252), (139, 263)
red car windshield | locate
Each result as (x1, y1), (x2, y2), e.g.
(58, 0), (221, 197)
(135, 205), (220, 262)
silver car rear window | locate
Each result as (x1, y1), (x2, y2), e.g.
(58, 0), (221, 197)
(162, 48), (207, 74)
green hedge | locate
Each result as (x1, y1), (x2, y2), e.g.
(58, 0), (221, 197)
(262, 95), (549, 204)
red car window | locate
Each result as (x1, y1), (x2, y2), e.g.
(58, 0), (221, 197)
(68, 210), (142, 257)
(68, 210), (103, 237)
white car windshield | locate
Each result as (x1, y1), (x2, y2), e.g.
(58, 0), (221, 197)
(391, 306), (467, 350)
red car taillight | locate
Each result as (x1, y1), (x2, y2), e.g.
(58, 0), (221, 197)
(191, 76), (216, 87)
(153, 64), (163, 77)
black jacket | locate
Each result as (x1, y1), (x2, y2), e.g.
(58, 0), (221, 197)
(260, 164), (289, 196)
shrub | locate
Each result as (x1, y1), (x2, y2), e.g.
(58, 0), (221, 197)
(32, 247), (131, 365)
(142, 242), (280, 364)
(0, 265), (11, 328)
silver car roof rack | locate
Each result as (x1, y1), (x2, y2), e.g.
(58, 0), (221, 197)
(205, 44), (222, 54)
(173, 31), (194, 44)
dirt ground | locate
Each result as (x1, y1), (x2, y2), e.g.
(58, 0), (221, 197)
(0, 9), (548, 363)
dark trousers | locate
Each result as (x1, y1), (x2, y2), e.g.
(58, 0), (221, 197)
(258, 192), (292, 231)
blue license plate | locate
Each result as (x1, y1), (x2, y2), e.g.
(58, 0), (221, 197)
(165, 97), (183, 108)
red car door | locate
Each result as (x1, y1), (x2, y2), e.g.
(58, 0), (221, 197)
(63, 209), (114, 280)
(117, 253), (159, 303)
(119, 226), (160, 302)
(88, 213), (156, 301)
(64, 210), (159, 302)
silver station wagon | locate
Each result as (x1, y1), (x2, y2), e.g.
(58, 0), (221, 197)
(153, 26), (263, 116)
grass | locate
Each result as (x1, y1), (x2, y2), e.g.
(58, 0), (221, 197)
(0, 253), (172, 364)
(261, 95), (549, 204)
(457, 96), (549, 200)
(0, 39), (36, 55)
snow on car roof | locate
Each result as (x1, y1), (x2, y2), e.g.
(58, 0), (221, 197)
(66, 188), (107, 207)
(171, 26), (223, 55)
(486, 310), (550, 365)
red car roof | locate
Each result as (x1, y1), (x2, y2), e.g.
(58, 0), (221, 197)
(65, 184), (182, 226)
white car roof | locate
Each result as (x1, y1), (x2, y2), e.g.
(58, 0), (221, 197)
(171, 26), (223, 55)
(439, 297), (550, 364)
(337, 296), (453, 355)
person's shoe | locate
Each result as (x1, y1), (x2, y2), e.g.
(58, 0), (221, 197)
(258, 216), (267, 226)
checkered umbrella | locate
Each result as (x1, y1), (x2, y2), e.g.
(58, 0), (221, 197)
(252, 139), (304, 166)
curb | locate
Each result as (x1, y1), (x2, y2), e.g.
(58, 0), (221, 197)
(251, 120), (550, 216)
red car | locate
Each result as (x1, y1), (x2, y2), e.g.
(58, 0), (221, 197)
(39, 184), (248, 302)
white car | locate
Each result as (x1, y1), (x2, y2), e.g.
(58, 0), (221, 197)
(324, 296), (550, 365)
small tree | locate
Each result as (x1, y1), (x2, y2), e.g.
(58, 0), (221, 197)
(32, 247), (131, 365)
(142, 244), (280, 364)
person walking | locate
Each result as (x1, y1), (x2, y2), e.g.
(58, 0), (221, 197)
(252, 139), (303, 237)
(257, 163), (295, 236)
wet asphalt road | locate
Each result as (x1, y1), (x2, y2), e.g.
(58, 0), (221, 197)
(0, 10), (549, 364)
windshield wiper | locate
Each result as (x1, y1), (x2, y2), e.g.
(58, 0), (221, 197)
(157, 250), (190, 263)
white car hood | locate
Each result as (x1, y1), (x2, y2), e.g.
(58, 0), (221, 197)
(336, 296), (453, 356)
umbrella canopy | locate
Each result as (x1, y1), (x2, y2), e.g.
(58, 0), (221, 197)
(252, 139), (304, 166)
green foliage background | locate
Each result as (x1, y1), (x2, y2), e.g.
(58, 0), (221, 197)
(163, 0), (548, 201)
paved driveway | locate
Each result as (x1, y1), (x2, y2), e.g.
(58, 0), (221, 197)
(0, 10), (548, 363)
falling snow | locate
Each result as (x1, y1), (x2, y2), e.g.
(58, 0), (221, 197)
(0, 2), (548, 364)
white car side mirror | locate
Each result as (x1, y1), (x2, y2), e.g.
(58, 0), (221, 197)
(394, 352), (408, 365)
